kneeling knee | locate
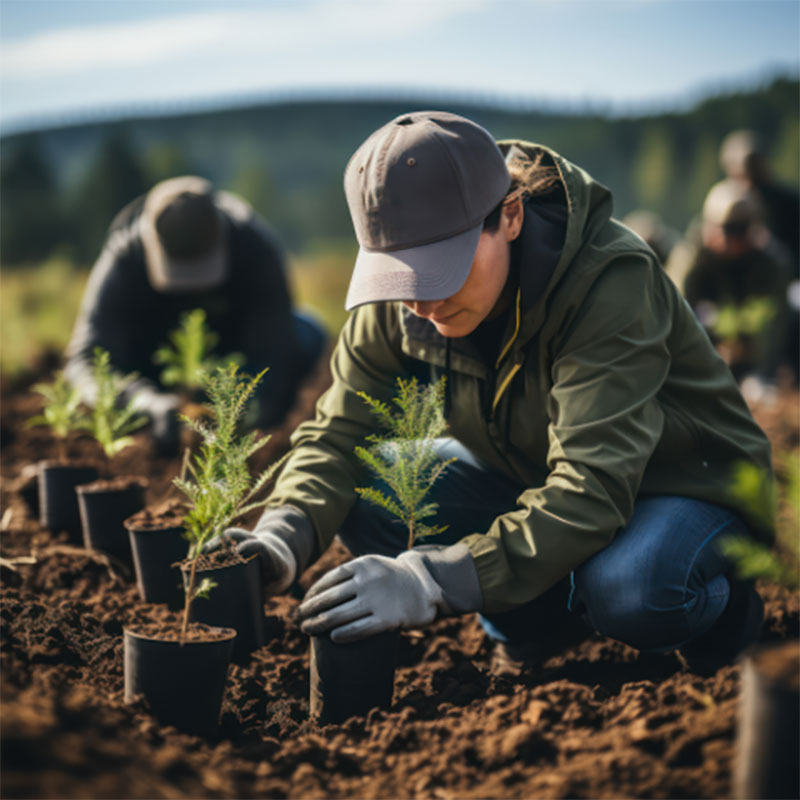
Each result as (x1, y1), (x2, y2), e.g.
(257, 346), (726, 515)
(574, 577), (697, 651)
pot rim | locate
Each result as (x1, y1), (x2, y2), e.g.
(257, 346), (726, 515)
(76, 476), (148, 495)
(124, 623), (237, 644)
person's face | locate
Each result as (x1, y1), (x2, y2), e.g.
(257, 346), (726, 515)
(403, 198), (523, 337)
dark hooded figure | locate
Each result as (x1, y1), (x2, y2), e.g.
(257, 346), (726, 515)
(65, 176), (327, 455)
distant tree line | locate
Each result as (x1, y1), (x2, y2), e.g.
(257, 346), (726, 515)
(1, 77), (797, 267)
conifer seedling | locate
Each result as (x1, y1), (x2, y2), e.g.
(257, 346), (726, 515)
(722, 455), (799, 590)
(172, 363), (287, 644)
(27, 371), (86, 461)
(80, 348), (147, 469)
(153, 308), (243, 395)
(355, 376), (456, 550)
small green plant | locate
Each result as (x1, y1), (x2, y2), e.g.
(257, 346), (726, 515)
(722, 455), (799, 590)
(173, 364), (286, 643)
(153, 308), (243, 395)
(27, 371), (86, 461)
(81, 347), (148, 466)
(712, 297), (776, 340)
(354, 376), (455, 550)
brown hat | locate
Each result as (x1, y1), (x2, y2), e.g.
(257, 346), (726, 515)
(343, 111), (510, 311)
(140, 176), (228, 292)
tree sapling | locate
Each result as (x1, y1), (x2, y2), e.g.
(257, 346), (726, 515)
(173, 363), (286, 645)
(153, 308), (243, 398)
(354, 375), (456, 550)
(309, 376), (456, 724)
(80, 347), (147, 471)
(27, 370), (86, 462)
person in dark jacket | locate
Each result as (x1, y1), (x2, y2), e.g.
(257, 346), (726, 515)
(65, 176), (326, 456)
(666, 179), (792, 386)
(215, 113), (774, 673)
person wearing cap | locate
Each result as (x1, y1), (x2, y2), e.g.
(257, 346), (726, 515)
(719, 130), (799, 270)
(65, 176), (326, 456)
(665, 179), (792, 384)
(220, 112), (774, 672)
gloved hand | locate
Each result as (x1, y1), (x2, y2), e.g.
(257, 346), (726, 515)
(148, 393), (182, 458)
(297, 551), (448, 643)
(217, 526), (298, 595)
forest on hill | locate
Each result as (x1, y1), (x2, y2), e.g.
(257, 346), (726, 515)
(1, 77), (797, 266)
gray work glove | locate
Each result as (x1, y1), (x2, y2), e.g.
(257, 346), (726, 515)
(297, 551), (457, 644)
(209, 506), (317, 596)
(221, 527), (298, 594)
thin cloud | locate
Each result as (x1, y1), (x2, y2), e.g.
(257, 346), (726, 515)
(1, 0), (485, 79)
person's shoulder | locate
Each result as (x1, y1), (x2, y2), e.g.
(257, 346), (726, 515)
(217, 190), (284, 255)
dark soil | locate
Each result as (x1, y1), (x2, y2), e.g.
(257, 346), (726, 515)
(127, 621), (238, 644)
(126, 499), (188, 530)
(2, 358), (798, 800)
(187, 547), (250, 572)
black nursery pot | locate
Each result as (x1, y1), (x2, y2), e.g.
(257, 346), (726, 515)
(124, 626), (236, 737)
(733, 641), (800, 800)
(126, 522), (187, 610)
(309, 630), (399, 725)
(37, 461), (100, 543)
(182, 556), (265, 663)
(77, 479), (146, 567)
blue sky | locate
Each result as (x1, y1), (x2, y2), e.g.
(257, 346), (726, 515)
(1, 0), (798, 132)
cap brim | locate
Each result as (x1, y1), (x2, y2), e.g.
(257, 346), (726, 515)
(141, 215), (228, 293)
(345, 223), (482, 311)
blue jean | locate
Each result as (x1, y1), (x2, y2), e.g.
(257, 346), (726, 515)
(339, 439), (748, 652)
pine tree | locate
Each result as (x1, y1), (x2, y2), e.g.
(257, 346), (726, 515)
(173, 364), (286, 643)
(153, 308), (242, 395)
(80, 348), (147, 467)
(27, 371), (86, 461)
(354, 376), (455, 550)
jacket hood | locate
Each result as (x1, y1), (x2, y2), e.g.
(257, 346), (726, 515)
(400, 139), (649, 373)
(497, 140), (630, 349)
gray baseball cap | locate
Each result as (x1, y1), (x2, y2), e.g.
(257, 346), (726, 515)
(140, 176), (228, 293)
(343, 111), (510, 311)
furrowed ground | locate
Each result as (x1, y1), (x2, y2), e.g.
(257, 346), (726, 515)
(1, 352), (798, 799)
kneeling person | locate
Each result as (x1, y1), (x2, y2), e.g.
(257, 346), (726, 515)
(220, 113), (774, 670)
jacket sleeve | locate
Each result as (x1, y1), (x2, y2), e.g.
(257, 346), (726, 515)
(461, 258), (671, 613)
(266, 302), (412, 555)
(64, 225), (158, 405)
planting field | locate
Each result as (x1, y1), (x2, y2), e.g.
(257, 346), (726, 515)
(1, 358), (798, 800)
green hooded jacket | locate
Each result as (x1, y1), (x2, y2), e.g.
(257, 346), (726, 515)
(269, 141), (775, 614)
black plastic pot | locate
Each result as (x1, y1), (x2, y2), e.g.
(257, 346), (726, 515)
(124, 625), (236, 737)
(126, 522), (187, 610)
(182, 556), (265, 663)
(77, 479), (146, 567)
(17, 464), (40, 521)
(733, 640), (800, 799)
(309, 630), (398, 725)
(37, 461), (99, 543)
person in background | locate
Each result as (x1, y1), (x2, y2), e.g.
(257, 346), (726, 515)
(620, 209), (680, 267)
(65, 176), (327, 456)
(719, 130), (799, 269)
(666, 179), (792, 390)
(215, 112), (774, 675)
(719, 130), (799, 382)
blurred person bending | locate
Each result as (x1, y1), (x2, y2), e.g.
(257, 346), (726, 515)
(65, 176), (327, 456)
(665, 179), (793, 391)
